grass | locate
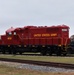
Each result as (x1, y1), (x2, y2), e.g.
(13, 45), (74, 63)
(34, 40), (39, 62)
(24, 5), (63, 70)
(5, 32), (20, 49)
(0, 64), (74, 75)
(0, 54), (74, 64)
(0, 54), (74, 75)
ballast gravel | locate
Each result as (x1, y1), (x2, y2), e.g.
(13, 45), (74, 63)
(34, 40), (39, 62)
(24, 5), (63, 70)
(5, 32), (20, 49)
(0, 61), (74, 72)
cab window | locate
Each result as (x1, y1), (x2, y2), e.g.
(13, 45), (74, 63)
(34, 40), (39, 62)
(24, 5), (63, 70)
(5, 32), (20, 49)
(8, 32), (12, 36)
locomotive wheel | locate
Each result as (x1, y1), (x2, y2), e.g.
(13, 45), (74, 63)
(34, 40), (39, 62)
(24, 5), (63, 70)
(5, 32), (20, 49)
(56, 52), (61, 56)
(48, 49), (53, 56)
(12, 50), (16, 55)
(63, 53), (67, 56)
(12, 52), (16, 55)
(8, 51), (12, 54)
(56, 49), (61, 56)
(19, 52), (23, 55)
(2, 50), (6, 54)
(2, 51), (5, 54)
(67, 48), (73, 54)
(40, 50), (47, 56)
(49, 52), (52, 56)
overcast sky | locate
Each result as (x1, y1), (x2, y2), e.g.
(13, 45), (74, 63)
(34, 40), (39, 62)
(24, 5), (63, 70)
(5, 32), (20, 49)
(0, 0), (74, 36)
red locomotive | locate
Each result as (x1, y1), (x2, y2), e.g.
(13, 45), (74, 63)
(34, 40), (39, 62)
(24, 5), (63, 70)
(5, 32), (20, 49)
(0, 25), (70, 55)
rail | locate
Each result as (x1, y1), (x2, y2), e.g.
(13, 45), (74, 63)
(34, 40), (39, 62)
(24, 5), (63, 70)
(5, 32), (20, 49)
(0, 58), (74, 69)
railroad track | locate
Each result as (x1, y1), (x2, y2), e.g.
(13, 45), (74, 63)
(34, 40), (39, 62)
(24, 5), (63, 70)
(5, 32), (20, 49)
(0, 58), (74, 69)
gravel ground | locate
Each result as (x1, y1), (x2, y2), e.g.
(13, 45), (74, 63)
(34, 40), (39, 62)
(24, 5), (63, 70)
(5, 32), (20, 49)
(0, 61), (74, 72)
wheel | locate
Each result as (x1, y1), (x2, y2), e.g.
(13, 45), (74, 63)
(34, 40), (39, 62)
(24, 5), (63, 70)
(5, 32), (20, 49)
(12, 50), (17, 55)
(56, 48), (61, 56)
(2, 51), (5, 54)
(63, 53), (67, 56)
(48, 50), (52, 56)
(8, 51), (12, 54)
(47, 47), (52, 56)
(19, 51), (23, 55)
(56, 52), (61, 56)
(56, 50), (61, 56)
(2, 50), (6, 54)
(40, 50), (47, 56)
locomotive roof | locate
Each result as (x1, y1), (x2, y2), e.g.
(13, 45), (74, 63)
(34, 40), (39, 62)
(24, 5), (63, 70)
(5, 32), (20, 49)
(6, 25), (69, 33)
(23, 25), (69, 29)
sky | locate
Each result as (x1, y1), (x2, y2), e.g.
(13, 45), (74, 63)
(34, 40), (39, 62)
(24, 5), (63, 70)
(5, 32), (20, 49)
(0, 0), (74, 37)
